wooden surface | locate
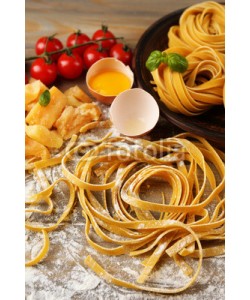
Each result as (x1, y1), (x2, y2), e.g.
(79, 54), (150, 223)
(25, 0), (212, 58)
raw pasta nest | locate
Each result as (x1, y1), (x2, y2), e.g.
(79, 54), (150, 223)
(168, 1), (225, 53)
(150, 1), (225, 115)
(151, 45), (225, 116)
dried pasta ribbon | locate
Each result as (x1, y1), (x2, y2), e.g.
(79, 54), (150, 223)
(26, 132), (225, 294)
(151, 45), (225, 115)
(25, 229), (50, 267)
(80, 119), (112, 134)
(149, 1), (225, 116)
(66, 133), (224, 293)
(25, 178), (75, 232)
(168, 1), (225, 53)
(25, 177), (76, 266)
(84, 220), (203, 294)
(25, 169), (53, 215)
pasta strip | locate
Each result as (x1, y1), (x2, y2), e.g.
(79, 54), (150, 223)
(150, 2), (225, 115)
(26, 132), (225, 294)
(25, 230), (50, 267)
(25, 178), (75, 232)
(84, 220), (203, 294)
(168, 2), (225, 53)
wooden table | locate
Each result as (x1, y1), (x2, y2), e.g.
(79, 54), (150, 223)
(25, 1), (224, 299)
(25, 0), (210, 58)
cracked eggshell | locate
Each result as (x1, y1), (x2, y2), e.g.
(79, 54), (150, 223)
(109, 88), (160, 137)
(86, 57), (134, 105)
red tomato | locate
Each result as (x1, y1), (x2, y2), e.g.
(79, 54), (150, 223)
(109, 43), (133, 65)
(83, 44), (109, 69)
(30, 58), (57, 86)
(35, 35), (63, 61)
(92, 25), (116, 50)
(66, 31), (91, 56)
(25, 74), (29, 84)
(57, 52), (84, 79)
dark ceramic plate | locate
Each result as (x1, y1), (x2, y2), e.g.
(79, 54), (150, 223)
(132, 7), (225, 148)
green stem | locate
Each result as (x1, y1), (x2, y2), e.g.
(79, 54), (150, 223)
(74, 30), (81, 43)
(25, 55), (44, 61)
(75, 29), (81, 36)
(102, 25), (108, 32)
(48, 33), (58, 40)
(25, 36), (124, 62)
(122, 44), (130, 52)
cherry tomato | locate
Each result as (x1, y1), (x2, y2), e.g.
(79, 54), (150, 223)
(92, 25), (116, 50)
(66, 30), (91, 56)
(30, 58), (57, 86)
(57, 52), (84, 79)
(35, 35), (63, 61)
(83, 44), (109, 69)
(109, 43), (133, 66)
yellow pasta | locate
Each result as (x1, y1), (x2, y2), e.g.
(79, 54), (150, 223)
(26, 132), (225, 294)
(168, 1), (225, 53)
(149, 1), (225, 115)
(151, 45), (225, 115)
(25, 230), (50, 267)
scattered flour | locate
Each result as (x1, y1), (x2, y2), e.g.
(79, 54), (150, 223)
(122, 267), (139, 277)
(25, 130), (225, 300)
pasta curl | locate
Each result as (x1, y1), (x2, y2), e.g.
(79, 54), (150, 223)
(59, 132), (224, 293)
(26, 132), (224, 293)
(168, 1), (225, 53)
(151, 46), (225, 115)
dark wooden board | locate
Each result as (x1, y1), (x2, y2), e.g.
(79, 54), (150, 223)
(132, 7), (225, 148)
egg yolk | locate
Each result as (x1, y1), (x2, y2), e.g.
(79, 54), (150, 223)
(89, 71), (131, 96)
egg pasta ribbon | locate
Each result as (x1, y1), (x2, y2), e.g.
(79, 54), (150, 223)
(26, 132), (224, 294)
(148, 1), (225, 116)
(151, 45), (225, 115)
(63, 133), (224, 293)
(25, 177), (76, 265)
(168, 1), (225, 53)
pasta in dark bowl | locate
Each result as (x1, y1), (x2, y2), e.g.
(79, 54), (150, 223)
(133, 1), (225, 148)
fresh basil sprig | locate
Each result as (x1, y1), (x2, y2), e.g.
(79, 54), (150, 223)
(39, 90), (51, 107)
(167, 53), (188, 73)
(145, 50), (168, 72)
(146, 50), (188, 73)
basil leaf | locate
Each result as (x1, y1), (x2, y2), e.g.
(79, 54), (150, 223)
(39, 90), (51, 107)
(146, 50), (188, 73)
(167, 53), (188, 73)
(145, 50), (164, 72)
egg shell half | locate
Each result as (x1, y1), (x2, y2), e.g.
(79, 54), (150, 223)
(109, 88), (160, 137)
(86, 57), (134, 105)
